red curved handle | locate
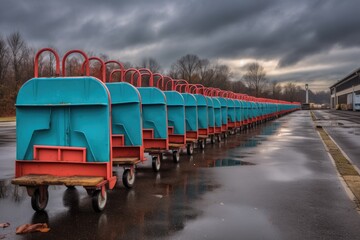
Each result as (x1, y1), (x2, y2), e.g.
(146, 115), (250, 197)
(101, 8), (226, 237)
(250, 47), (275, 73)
(124, 68), (142, 87)
(109, 69), (124, 82)
(62, 50), (89, 77)
(138, 68), (154, 87)
(165, 79), (176, 91)
(153, 73), (164, 90)
(175, 83), (189, 93)
(34, 48), (60, 77)
(188, 85), (198, 94)
(81, 57), (106, 82)
(173, 79), (189, 91)
(105, 60), (125, 82)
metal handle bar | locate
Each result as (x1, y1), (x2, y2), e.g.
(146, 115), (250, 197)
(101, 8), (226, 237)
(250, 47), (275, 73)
(62, 50), (89, 77)
(34, 48), (60, 77)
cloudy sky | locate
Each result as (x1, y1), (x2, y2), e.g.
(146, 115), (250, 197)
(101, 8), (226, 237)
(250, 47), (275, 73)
(1, 0), (360, 91)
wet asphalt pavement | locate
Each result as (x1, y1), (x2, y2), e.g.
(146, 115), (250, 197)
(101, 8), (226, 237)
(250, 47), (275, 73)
(1, 111), (360, 240)
(313, 110), (360, 171)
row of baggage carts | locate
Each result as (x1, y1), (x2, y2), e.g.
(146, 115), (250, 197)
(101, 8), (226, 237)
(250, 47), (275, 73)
(12, 48), (301, 212)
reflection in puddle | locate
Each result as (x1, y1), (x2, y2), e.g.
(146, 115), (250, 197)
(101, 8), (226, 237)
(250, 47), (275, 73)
(208, 159), (255, 168)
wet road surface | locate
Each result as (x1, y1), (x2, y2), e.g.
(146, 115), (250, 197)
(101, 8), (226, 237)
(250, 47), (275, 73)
(1, 111), (360, 239)
(313, 110), (360, 170)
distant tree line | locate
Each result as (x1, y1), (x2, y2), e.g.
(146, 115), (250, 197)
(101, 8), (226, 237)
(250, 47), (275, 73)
(0, 32), (329, 117)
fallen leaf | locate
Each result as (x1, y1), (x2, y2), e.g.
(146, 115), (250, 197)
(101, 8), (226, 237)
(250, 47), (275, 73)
(0, 223), (10, 228)
(16, 223), (50, 234)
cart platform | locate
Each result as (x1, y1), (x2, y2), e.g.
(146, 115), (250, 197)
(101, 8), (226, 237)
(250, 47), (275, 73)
(113, 157), (141, 165)
(169, 143), (184, 148)
(12, 175), (105, 187)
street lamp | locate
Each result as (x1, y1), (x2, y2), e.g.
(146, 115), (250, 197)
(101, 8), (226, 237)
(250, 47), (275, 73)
(305, 84), (309, 104)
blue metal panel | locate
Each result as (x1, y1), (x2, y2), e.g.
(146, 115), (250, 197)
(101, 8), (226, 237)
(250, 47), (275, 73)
(243, 100), (250, 121)
(182, 93), (198, 131)
(106, 82), (143, 146)
(206, 97), (215, 127)
(212, 98), (222, 127)
(164, 91), (185, 135)
(16, 77), (111, 162)
(226, 99), (236, 122)
(138, 87), (168, 139)
(234, 100), (242, 122)
(194, 94), (208, 129)
(217, 97), (228, 125)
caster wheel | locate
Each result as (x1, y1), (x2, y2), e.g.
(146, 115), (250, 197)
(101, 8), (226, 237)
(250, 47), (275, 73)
(122, 169), (135, 189)
(199, 140), (205, 149)
(187, 143), (194, 155)
(86, 189), (95, 196)
(210, 135), (215, 144)
(31, 188), (49, 212)
(152, 156), (161, 172)
(92, 190), (107, 212)
(173, 151), (180, 163)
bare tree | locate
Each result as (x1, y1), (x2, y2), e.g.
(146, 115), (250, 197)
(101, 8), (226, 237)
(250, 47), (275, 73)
(140, 57), (161, 73)
(271, 80), (282, 100)
(0, 35), (9, 82)
(231, 80), (246, 93)
(65, 57), (82, 77)
(212, 64), (232, 90)
(198, 59), (216, 85)
(283, 82), (297, 102)
(171, 54), (201, 82)
(7, 32), (25, 89)
(243, 62), (268, 97)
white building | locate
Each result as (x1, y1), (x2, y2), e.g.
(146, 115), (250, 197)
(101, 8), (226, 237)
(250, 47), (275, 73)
(330, 68), (360, 109)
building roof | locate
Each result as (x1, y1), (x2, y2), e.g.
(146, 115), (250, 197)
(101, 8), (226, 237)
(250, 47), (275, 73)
(329, 67), (360, 89)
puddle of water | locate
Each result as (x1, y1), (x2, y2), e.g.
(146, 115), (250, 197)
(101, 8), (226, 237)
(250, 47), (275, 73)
(208, 158), (255, 168)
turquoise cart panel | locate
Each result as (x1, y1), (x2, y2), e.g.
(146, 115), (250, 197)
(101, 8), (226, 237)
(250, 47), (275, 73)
(164, 91), (185, 135)
(16, 77), (111, 162)
(206, 97), (215, 127)
(226, 99), (236, 122)
(194, 94), (208, 129)
(106, 82), (143, 146)
(138, 87), (168, 139)
(182, 93), (198, 131)
(212, 98), (222, 127)
(234, 100), (242, 122)
(217, 97), (228, 124)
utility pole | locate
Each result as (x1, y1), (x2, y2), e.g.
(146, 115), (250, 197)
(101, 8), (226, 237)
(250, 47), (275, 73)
(305, 84), (309, 104)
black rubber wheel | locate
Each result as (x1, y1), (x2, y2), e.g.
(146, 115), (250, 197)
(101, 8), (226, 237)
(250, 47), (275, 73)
(122, 169), (135, 189)
(199, 140), (205, 149)
(31, 188), (49, 212)
(92, 190), (107, 212)
(86, 189), (94, 196)
(223, 132), (228, 139)
(152, 156), (161, 172)
(210, 135), (215, 144)
(187, 143), (194, 155)
(173, 151), (180, 163)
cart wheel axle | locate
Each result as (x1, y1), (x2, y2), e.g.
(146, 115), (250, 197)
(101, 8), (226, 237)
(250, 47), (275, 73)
(152, 155), (161, 172)
(92, 189), (107, 212)
(31, 187), (49, 212)
(173, 150), (180, 163)
(123, 169), (135, 189)
(187, 143), (194, 155)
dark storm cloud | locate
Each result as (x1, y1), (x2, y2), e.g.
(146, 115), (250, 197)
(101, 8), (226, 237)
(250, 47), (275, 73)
(1, 0), (360, 89)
